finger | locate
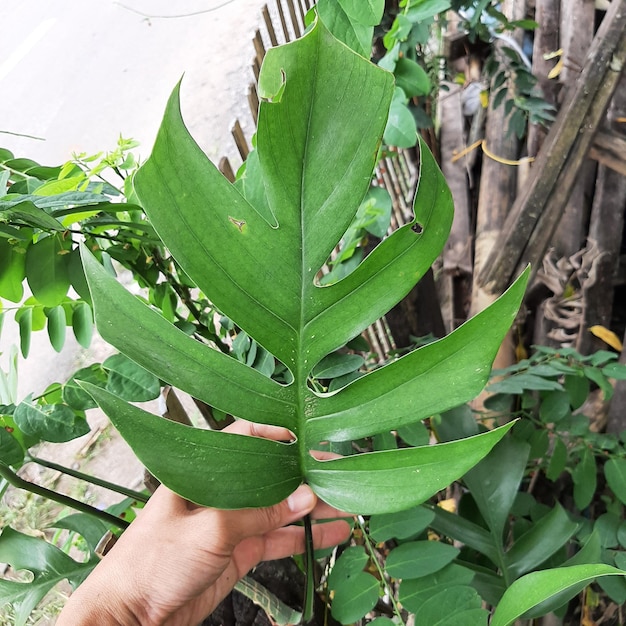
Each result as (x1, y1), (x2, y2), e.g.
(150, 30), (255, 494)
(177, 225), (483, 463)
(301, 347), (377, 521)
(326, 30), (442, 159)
(224, 419), (295, 442)
(214, 484), (317, 545)
(232, 519), (352, 575)
(310, 499), (354, 521)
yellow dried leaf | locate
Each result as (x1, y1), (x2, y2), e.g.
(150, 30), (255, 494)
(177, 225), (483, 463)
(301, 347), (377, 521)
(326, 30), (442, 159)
(548, 57), (563, 79)
(479, 90), (489, 109)
(438, 498), (456, 513)
(589, 325), (623, 351)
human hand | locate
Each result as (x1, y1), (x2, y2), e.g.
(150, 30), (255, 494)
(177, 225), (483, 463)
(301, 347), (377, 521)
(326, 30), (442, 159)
(57, 422), (351, 626)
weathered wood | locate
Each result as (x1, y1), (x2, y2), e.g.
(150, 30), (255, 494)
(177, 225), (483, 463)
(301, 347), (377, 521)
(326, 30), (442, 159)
(560, 0), (596, 84)
(253, 29), (266, 68)
(478, 0), (626, 296)
(577, 75), (626, 356)
(285, 0), (301, 38)
(470, 0), (526, 318)
(262, 4), (279, 47)
(276, 0), (291, 42)
(219, 156), (236, 183)
(231, 119), (250, 161)
(527, 0), (561, 157)
(552, 1), (596, 258)
(440, 82), (472, 276)
(589, 130), (626, 175)
(248, 83), (259, 124)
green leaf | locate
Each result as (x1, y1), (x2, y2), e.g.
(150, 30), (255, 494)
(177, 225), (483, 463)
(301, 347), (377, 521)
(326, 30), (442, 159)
(25, 235), (70, 307)
(72, 301), (93, 348)
(463, 436), (530, 541)
(605, 457), (626, 505)
(386, 540), (459, 579)
(572, 447), (596, 510)
(564, 374), (589, 409)
(369, 505), (434, 542)
(384, 89), (417, 147)
(405, 0), (451, 22)
(82, 19), (526, 514)
(102, 353), (160, 402)
(0, 426), (24, 466)
(15, 306), (32, 358)
(63, 364), (107, 410)
(13, 400), (89, 443)
(327, 546), (369, 585)
(0, 239), (26, 303)
(399, 563), (475, 613)
(317, 0), (378, 58)
(490, 565), (626, 626)
(45, 305), (66, 352)
(0, 527), (96, 626)
(546, 437), (567, 481)
(505, 503), (579, 579)
(429, 505), (498, 563)
(414, 587), (487, 626)
(394, 57), (431, 98)
(312, 352), (364, 379)
(0, 200), (64, 231)
(330, 570), (380, 624)
(50, 514), (109, 555)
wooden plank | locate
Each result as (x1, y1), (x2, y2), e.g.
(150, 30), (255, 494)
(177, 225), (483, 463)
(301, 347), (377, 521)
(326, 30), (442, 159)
(219, 157), (236, 183)
(253, 29), (266, 67)
(527, 0), (561, 157)
(577, 75), (626, 357)
(248, 83), (259, 125)
(589, 130), (626, 176)
(276, 0), (291, 43)
(231, 120), (250, 161)
(439, 82), (472, 276)
(285, 0), (301, 38)
(262, 4), (279, 47)
(478, 0), (626, 296)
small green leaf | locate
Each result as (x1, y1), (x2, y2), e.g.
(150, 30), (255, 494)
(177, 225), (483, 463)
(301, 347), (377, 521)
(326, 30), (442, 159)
(0, 239), (26, 303)
(394, 57), (431, 98)
(0, 527), (96, 626)
(330, 570), (380, 624)
(564, 374), (589, 409)
(312, 352), (364, 379)
(72, 301), (93, 348)
(63, 364), (108, 411)
(490, 565), (626, 626)
(25, 235), (70, 307)
(328, 546), (369, 586)
(397, 419), (429, 446)
(103, 353), (160, 402)
(13, 400), (89, 443)
(604, 457), (626, 505)
(45, 305), (67, 352)
(546, 437), (567, 481)
(369, 505), (434, 542)
(384, 89), (417, 147)
(399, 563), (475, 613)
(572, 447), (596, 510)
(414, 586), (487, 626)
(0, 426), (24, 466)
(15, 306), (32, 358)
(386, 540), (459, 579)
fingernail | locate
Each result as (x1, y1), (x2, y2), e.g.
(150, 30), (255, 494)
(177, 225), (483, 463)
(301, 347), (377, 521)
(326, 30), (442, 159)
(287, 485), (315, 513)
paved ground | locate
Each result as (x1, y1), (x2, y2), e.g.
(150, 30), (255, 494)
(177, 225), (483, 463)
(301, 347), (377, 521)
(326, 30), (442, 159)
(0, 2), (269, 618)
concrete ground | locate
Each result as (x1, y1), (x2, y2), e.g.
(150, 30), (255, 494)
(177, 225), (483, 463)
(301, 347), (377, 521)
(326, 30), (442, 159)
(0, 0), (271, 620)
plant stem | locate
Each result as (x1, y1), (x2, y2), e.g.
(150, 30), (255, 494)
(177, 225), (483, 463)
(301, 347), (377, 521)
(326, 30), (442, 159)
(26, 455), (149, 503)
(0, 461), (129, 530)
(302, 514), (315, 623)
(357, 517), (404, 622)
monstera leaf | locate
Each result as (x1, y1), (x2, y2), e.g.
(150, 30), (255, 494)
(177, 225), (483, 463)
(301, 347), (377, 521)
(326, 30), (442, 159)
(81, 18), (527, 514)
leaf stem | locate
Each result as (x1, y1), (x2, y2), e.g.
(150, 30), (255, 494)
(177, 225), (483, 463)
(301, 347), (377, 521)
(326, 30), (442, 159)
(357, 517), (404, 622)
(302, 513), (315, 623)
(26, 455), (149, 503)
(0, 461), (130, 529)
